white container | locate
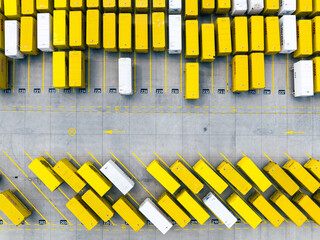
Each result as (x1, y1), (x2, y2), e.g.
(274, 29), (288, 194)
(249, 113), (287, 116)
(37, 13), (54, 52)
(293, 60), (314, 97)
(5, 21), (24, 59)
(203, 192), (237, 229)
(231, 0), (248, 16)
(247, 0), (264, 15)
(169, 0), (181, 13)
(118, 58), (133, 95)
(139, 198), (173, 235)
(278, 0), (296, 15)
(100, 160), (135, 195)
(279, 15), (297, 54)
(168, 15), (182, 54)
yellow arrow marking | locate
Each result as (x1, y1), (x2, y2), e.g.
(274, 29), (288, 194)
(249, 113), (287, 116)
(285, 131), (306, 134)
(104, 130), (125, 134)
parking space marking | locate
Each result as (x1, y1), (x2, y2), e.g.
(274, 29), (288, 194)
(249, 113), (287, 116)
(67, 152), (81, 167)
(28, 55), (30, 92)
(42, 52), (45, 92)
(88, 48), (91, 92)
(287, 55), (289, 92)
(88, 152), (102, 167)
(45, 151), (56, 164)
(134, 50), (137, 93)
(58, 188), (70, 201)
(103, 50), (106, 93)
(154, 152), (169, 168)
(272, 55), (275, 93)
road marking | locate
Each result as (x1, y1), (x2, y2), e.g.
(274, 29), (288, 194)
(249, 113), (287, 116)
(305, 152), (312, 159)
(287, 54), (289, 92)
(154, 152), (169, 168)
(176, 153), (192, 169)
(180, 53), (183, 91)
(104, 130), (125, 134)
(132, 152), (147, 168)
(42, 52), (45, 92)
(226, 56), (229, 92)
(284, 152), (292, 160)
(134, 50), (137, 93)
(58, 188), (70, 201)
(88, 48), (91, 92)
(128, 193), (140, 206)
(285, 131), (305, 134)
(103, 50), (106, 93)
(88, 152), (102, 167)
(12, 60), (15, 92)
(67, 152), (81, 167)
(28, 55), (30, 93)
(45, 151), (56, 164)
(165, 50), (168, 93)
(149, 6), (152, 93)
(272, 55), (275, 93)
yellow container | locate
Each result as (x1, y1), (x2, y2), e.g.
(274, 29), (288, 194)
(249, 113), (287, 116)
(248, 192), (284, 228)
(86, 9), (101, 48)
(53, 158), (86, 193)
(147, 160), (181, 194)
(293, 20), (313, 58)
(53, 51), (69, 88)
(112, 196), (146, 232)
(0, 53), (8, 90)
(53, 10), (69, 49)
(170, 160), (204, 194)
(135, 14), (148, 53)
(0, 13), (4, 51)
(313, 17), (320, 54)
(70, 0), (85, 11)
(82, 189), (115, 222)
(304, 158), (320, 182)
(152, 12), (165, 51)
(215, 17), (232, 56)
(69, 51), (86, 88)
(185, 62), (199, 100)
(103, 13), (117, 52)
(185, 0), (198, 19)
(216, 0), (230, 14)
(249, 16), (264, 52)
(262, 0), (279, 15)
(157, 192), (191, 228)
(4, 0), (20, 19)
(176, 189), (210, 225)
(200, 23), (215, 62)
(0, 0), (3, 13)
(77, 161), (112, 197)
(20, 16), (39, 55)
(87, 0), (101, 9)
(270, 191), (307, 227)
(69, 11), (85, 50)
(119, 0), (132, 12)
(28, 156), (64, 191)
(249, 52), (265, 90)
(265, 17), (280, 55)
(153, 0), (165, 11)
(313, 57), (320, 93)
(103, 0), (116, 11)
(54, 0), (70, 10)
(21, 0), (37, 16)
(295, 0), (312, 17)
(283, 159), (320, 194)
(314, 190), (320, 204)
(0, 190), (31, 226)
(185, 19), (199, 58)
(310, 0), (320, 17)
(135, 0), (148, 12)
(232, 16), (248, 55)
(293, 192), (320, 226)
(217, 161), (252, 195)
(66, 195), (100, 231)
(237, 157), (272, 192)
(193, 159), (228, 194)
(36, 0), (53, 13)
(119, 13), (132, 52)
(263, 162), (299, 196)
(232, 55), (249, 92)
(201, 0), (215, 14)
(227, 192), (261, 229)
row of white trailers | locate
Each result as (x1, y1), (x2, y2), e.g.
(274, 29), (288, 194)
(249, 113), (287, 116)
(99, 159), (238, 234)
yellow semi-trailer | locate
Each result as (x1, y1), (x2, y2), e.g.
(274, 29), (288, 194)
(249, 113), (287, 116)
(176, 189), (210, 225)
(119, 0), (132, 12)
(86, 9), (101, 48)
(217, 161), (252, 195)
(215, 17), (232, 56)
(103, 13), (117, 52)
(304, 158), (320, 181)
(68, 51), (86, 88)
(313, 57), (320, 93)
(118, 13), (132, 52)
(103, 0), (116, 12)
(185, 19), (199, 58)
(28, 156), (64, 191)
(201, 0), (215, 14)
(4, 0), (20, 19)
(310, 0), (320, 17)
(53, 10), (69, 49)
(265, 16), (280, 55)
(87, 0), (101, 9)
(248, 15), (264, 52)
(227, 192), (262, 229)
(283, 159), (320, 194)
(66, 195), (100, 231)
(135, 14), (148, 53)
(232, 55), (249, 92)
(54, 0), (70, 10)
(184, 62), (199, 100)
(147, 160), (181, 194)
(314, 190), (320, 204)
(295, 0), (312, 17)
(77, 162), (112, 197)
(152, 12), (165, 52)
(81, 189), (115, 222)
(262, 0), (279, 15)
(0, 190), (32, 226)
(36, 0), (54, 13)
(237, 157), (272, 192)
(200, 23), (215, 62)
(312, 17), (320, 54)
(263, 162), (299, 196)
(249, 52), (265, 90)
(185, 0), (198, 19)
(216, 0), (231, 14)
(20, 16), (39, 55)
(69, 11), (85, 50)
(135, 0), (148, 12)
(248, 192), (284, 228)
(53, 158), (86, 193)
(153, 0), (166, 11)
(0, 53), (8, 90)
(70, 0), (85, 10)
(293, 20), (313, 58)
(270, 191), (307, 227)
(112, 196), (146, 232)
(22, 0), (37, 16)
(170, 160), (204, 194)
(231, 16), (248, 55)
(0, 13), (4, 51)
(52, 51), (69, 88)
(157, 192), (191, 228)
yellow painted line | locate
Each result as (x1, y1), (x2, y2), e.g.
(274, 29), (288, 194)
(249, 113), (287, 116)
(27, 55), (30, 92)
(165, 50), (167, 93)
(131, 152), (147, 168)
(0, 216), (7, 225)
(45, 151), (56, 164)
(12, 59), (15, 92)
(226, 56), (229, 92)
(287, 54), (289, 92)
(103, 50), (106, 93)
(127, 193), (140, 206)
(134, 50), (136, 93)
(58, 188), (70, 201)
(67, 152), (81, 167)
(305, 152), (312, 159)
(24, 151), (33, 161)
(88, 48), (90, 92)
(88, 152), (102, 167)
(176, 153), (192, 169)
(263, 152), (274, 163)
(42, 52), (45, 92)
(149, 6), (152, 93)
(272, 55), (275, 93)
(284, 152), (292, 160)
(180, 53), (183, 90)
(111, 152), (156, 200)
(154, 152), (169, 168)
